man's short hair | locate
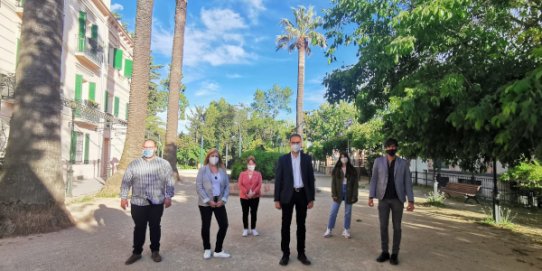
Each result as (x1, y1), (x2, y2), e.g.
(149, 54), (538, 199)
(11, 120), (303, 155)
(384, 138), (398, 148)
(143, 139), (157, 147)
(289, 133), (302, 141)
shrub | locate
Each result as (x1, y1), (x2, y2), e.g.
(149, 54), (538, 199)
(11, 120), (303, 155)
(500, 160), (542, 190)
(230, 149), (283, 181)
(424, 191), (446, 207)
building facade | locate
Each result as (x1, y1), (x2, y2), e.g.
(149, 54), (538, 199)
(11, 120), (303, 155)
(0, 0), (133, 184)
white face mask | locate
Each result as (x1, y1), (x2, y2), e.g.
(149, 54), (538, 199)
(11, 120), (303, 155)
(290, 143), (301, 153)
(247, 165), (256, 171)
(341, 157), (349, 164)
(209, 156), (219, 165)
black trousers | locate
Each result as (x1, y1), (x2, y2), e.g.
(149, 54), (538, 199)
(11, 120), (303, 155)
(378, 198), (404, 254)
(131, 204), (164, 255)
(240, 198), (260, 229)
(280, 189), (308, 256)
(199, 205), (229, 252)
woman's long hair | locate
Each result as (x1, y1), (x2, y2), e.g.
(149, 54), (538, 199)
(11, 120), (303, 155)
(332, 151), (356, 179)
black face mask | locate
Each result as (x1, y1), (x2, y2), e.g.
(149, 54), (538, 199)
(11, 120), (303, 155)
(386, 149), (397, 156)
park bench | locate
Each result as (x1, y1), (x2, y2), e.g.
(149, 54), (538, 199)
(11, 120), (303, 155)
(440, 182), (481, 204)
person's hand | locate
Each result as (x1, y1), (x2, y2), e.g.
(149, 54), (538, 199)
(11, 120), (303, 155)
(121, 199), (129, 210)
(368, 198), (374, 207)
(216, 200), (224, 208)
(307, 201), (314, 209)
(164, 198), (172, 208)
(406, 201), (415, 212)
(275, 201), (281, 210)
(208, 200), (217, 208)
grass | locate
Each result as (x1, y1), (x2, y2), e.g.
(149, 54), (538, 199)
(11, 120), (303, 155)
(479, 204), (517, 230)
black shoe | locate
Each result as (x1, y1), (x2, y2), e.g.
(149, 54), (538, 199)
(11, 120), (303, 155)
(390, 254), (399, 265)
(125, 254), (142, 265)
(297, 254), (311, 265)
(279, 255), (289, 266)
(151, 251), (162, 262)
(376, 251), (390, 262)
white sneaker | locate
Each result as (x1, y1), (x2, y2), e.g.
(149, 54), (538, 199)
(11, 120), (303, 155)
(213, 251), (231, 258)
(252, 229), (259, 236)
(342, 229), (351, 239)
(323, 228), (332, 238)
(242, 229), (249, 237)
(203, 249), (212, 259)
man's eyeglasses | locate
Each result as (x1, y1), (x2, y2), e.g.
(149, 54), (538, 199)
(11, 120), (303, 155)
(290, 141), (301, 144)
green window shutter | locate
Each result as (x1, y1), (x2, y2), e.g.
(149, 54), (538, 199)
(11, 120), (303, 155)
(15, 38), (20, 67)
(104, 91), (109, 112)
(124, 59), (133, 78)
(88, 82), (96, 101)
(70, 131), (77, 163)
(125, 103), (129, 120)
(113, 48), (123, 70)
(114, 96), (120, 117)
(91, 24), (98, 39)
(84, 134), (90, 164)
(75, 74), (83, 101)
(78, 11), (87, 51)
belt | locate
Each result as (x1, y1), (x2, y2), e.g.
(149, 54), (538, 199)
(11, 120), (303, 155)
(294, 187), (304, 192)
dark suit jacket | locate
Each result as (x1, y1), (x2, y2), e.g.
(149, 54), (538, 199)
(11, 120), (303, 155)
(274, 151), (316, 204)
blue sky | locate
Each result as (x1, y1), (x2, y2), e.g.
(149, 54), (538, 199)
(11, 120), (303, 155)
(110, 0), (357, 131)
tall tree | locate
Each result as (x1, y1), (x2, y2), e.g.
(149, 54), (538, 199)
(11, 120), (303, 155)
(0, 0), (72, 237)
(102, 0), (155, 195)
(165, 0), (187, 181)
(250, 84), (292, 119)
(276, 6), (326, 135)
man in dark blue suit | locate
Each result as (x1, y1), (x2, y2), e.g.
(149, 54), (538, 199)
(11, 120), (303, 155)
(274, 134), (316, 266)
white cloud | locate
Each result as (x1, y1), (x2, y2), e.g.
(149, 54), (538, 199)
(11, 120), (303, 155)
(151, 8), (257, 67)
(151, 19), (174, 56)
(110, 3), (124, 12)
(243, 0), (266, 24)
(201, 8), (247, 31)
(182, 8), (256, 67)
(305, 89), (326, 104)
(226, 73), (242, 79)
(195, 81), (220, 96)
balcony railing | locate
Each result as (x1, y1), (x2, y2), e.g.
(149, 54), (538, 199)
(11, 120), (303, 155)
(75, 35), (104, 67)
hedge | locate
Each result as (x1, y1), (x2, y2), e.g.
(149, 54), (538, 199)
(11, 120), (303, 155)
(230, 150), (283, 181)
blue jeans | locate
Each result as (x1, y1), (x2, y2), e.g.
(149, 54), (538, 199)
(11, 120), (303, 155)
(327, 184), (352, 230)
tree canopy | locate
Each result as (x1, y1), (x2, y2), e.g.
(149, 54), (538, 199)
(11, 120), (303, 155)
(323, 0), (542, 171)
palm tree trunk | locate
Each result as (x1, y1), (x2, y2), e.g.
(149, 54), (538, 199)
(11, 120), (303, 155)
(0, 0), (73, 237)
(165, 0), (187, 182)
(101, 0), (155, 195)
(296, 44), (306, 136)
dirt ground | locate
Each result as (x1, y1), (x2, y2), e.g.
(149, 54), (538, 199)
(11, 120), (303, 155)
(0, 171), (540, 271)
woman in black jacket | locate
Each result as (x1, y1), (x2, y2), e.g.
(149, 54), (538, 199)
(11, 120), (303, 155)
(323, 152), (359, 238)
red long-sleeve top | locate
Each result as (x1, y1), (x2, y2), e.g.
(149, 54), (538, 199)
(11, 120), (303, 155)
(238, 170), (262, 199)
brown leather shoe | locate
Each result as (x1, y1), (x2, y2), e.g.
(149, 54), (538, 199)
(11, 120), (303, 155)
(151, 251), (162, 262)
(125, 254), (142, 265)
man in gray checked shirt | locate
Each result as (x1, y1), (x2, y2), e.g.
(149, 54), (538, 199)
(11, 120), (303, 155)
(120, 139), (175, 265)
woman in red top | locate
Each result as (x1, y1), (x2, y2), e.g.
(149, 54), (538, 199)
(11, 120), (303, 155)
(238, 155), (263, 237)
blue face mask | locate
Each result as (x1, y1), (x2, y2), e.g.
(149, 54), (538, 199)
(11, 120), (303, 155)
(143, 149), (154, 158)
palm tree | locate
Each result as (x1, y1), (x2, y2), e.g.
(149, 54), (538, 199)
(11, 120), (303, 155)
(0, 0), (73, 237)
(101, 0), (155, 195)
(276, 6), (326, 136)
(165, 0), (187, 182)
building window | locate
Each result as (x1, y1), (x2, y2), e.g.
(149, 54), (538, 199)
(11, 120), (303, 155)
(70, 131), (84, 164)
(114, 96), (120, 117)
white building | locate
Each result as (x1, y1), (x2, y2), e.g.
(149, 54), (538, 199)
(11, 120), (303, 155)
(0, 0), (133, 184)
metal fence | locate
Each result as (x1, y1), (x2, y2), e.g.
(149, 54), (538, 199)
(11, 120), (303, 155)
(412, 170), (540, 207)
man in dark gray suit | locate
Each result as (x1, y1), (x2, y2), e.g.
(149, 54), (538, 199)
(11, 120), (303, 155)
(274, 134), (316, 266)
(369, 138), (414, 265)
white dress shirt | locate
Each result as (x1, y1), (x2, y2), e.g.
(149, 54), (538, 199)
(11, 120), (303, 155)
(291, 153), (304, 188)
